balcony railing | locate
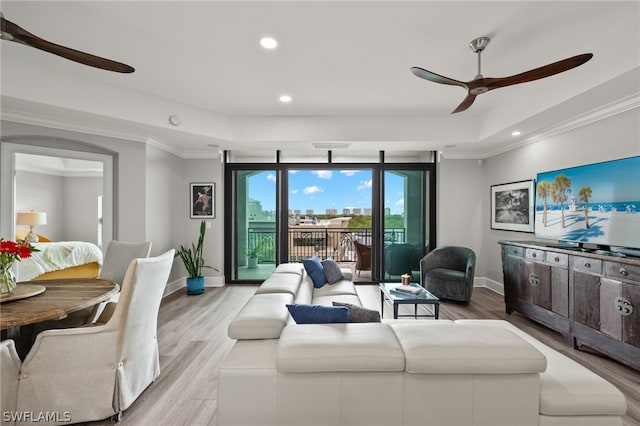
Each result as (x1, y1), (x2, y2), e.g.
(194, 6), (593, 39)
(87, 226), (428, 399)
(246, 227), (406, 263)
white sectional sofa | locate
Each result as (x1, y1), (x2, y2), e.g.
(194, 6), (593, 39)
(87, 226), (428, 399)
(218, 263), (627, 426)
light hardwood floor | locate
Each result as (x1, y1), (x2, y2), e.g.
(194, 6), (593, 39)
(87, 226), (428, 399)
(86, 285), (640, 426)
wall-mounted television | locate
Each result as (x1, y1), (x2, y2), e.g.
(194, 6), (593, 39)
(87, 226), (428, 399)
(534, 156), (640, 252)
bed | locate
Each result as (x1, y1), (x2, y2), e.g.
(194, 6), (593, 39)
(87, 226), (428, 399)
(16, 239), (103, 282)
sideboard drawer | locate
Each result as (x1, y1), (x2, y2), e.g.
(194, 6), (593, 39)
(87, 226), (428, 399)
(504, 245), (524, 257)
(572, 256), (602, 274)
(525, 248), (545, 262)
(604, 261), (640, 283)
(546, 252), (569, 267)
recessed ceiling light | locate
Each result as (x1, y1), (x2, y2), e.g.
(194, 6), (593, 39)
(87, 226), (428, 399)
(279, 95), (292, 103)
(511, 130), (521, 136)
(260, 37), (278, 49)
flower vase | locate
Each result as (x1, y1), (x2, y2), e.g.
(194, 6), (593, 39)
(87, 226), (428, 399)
(0, 263), (17, 294)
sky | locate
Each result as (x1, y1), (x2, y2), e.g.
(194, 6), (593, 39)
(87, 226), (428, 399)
(247, 170), (406, 214)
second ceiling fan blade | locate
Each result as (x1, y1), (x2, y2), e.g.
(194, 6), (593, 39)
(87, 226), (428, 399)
(452, 94), (477, 114)
(1, 15), (134, 73)
(485, 53), (592, 90)
(410, 67), (468, 88)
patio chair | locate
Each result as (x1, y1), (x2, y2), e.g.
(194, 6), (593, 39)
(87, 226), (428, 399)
(353, 241), (371, 276)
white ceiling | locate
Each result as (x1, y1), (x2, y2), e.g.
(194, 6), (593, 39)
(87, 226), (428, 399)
(1, 1), (639, 158)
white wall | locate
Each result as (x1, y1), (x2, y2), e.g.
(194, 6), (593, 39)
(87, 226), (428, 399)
(63, 176), (103, 243)
(436, 158), (485, 268)
(15, 171), (64, 241)
(436, 108), (640, 286)
(178, 157), (225, 280)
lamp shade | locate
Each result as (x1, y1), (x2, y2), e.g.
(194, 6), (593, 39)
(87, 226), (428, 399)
(16, 211), (47, 226)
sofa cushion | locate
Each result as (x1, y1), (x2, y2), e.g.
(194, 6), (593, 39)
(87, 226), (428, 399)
(274, 263), (305, 276)
(302, 257), (327, 288)
(255, 273), (302, 296)
(312, 294), (362, 307)
(389, 322), (547, 374)
(455, 319), (627, 417)
(286, 304), (349, 324)
(312, 279), (358, 298)
(321, 259), (344, 284)
(276, 323), (405, 372)
(228, 293), (294, 339)
(332, 301), (381, 323)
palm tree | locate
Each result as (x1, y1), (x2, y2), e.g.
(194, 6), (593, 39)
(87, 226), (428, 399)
(552, 174), (572, 228)
(537, 181), (551, 226)
(578, 186), (593, 228)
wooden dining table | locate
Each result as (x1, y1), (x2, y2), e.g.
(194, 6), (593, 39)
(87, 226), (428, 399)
(0, 278), (119, 330)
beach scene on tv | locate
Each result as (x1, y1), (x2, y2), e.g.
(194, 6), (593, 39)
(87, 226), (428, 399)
(534, 156), (640, 250)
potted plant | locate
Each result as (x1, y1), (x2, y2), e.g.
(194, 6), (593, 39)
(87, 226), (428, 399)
(246, 238), (262, 269)
(176, 220), (216, 295)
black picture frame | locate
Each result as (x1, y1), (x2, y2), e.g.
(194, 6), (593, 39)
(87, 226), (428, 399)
(491, 180), (535, 232)
(190, 182), (215, 219)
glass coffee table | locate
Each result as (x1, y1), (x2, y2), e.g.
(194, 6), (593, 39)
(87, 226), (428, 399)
(379, 282), (440, 319)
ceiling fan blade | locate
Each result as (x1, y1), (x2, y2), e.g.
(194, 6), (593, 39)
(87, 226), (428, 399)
(485, 53), (592, 90)
(452, 94), (477, 114)
(411, 67), (468, 89)
(1, 15), (134, 73)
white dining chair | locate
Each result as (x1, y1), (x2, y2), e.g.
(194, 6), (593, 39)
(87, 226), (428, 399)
(15, 249), (174, 424)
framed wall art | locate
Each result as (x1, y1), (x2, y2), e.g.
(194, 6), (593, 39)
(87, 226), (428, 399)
(190, 182), (215, 219)
(491, 180), (535, 232)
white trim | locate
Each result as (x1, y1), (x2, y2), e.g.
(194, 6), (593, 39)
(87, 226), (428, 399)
(473, 276), (504, 296)
(442, 94), (640, 160)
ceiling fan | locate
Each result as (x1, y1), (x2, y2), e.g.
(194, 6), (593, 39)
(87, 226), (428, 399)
(0, 12), (134, 73)
(411, 37), (592, 114)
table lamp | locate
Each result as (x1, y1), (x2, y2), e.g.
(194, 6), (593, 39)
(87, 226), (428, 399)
(16, 210), (47, 243)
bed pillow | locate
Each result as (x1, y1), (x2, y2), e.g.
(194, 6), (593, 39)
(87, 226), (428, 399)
(286, 304), (349, 324)
(302, 257), (327, 288)
(332, 301), (381, 323)
(321, 259), (344, 284)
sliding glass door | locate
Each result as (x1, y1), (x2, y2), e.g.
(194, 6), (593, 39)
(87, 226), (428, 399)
(233, 170), (277, 281)
(382, 169), (430, 281)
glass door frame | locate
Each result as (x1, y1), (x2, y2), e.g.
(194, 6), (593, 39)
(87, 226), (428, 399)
(224, 155), (436, 284)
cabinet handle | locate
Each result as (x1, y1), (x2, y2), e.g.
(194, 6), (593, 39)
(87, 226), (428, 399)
(619, 268), (628, 277)
(554, 257), (560, 262)
(584, 262), (591, 269)
(614, 297), (633, 316)
(532, 253), (537, 258)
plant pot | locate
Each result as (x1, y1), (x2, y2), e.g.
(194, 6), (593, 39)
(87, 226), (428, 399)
(186, 277), (205, 295)
(247, 256), (259, 269)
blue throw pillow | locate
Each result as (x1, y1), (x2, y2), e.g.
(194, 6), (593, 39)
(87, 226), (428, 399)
(322, 259), (344, 284)
(286, 304), (349, 324)
(302, 257), (328, 288)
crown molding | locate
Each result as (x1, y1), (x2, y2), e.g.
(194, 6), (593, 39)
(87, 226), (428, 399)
(443, 93), (640, 160)
(1, 108), (149, 146)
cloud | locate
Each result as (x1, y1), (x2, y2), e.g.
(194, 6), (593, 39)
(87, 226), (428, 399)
(291, 189), (299, 195)
(340, 170), (359, 177)
(304, 185), (323, 195)
(266, 173), (276, 182)
(395, 199), (404, 207)
(312, 170), (332, 179)
(357, 179), (372, 191)
(288, 170), (299, 174)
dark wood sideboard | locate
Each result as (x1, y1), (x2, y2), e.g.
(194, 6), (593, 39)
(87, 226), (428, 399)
(499, 241), (640, 371)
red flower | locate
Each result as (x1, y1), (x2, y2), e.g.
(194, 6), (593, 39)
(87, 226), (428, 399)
(0, 238), (39, 265)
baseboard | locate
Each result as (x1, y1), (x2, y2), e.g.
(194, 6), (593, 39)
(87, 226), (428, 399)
(473, 276), (504, 296)
(163, 276), (226, 297)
